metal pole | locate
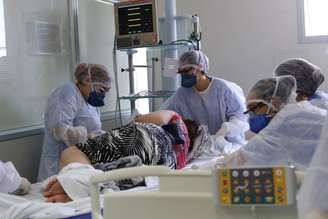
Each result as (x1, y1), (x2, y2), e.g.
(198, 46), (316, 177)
(163, 0), (179, 91)
(68, 0), (80, 76)
(151, 57), (158, 111)
(127, 50), (137, 112)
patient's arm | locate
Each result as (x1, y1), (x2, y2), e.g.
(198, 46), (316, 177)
(134, 110), (177, 125)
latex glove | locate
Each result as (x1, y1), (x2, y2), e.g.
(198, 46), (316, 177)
(10, 177), (31, 195)
(53, 126), (88, 146)
(216, 123), (229, 137)
(214, 135), (233, 153)
(88, 130), (106, 139)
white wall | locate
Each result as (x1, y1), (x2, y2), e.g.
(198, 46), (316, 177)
(170, 0), (328, 93)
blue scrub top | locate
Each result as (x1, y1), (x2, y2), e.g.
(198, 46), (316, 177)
(161, 77), (248, 142)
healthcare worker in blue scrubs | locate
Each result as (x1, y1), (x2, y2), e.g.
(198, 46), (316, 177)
(161, 50), (248, 144)
(274, 58), (328, 110)
(38, 63), (112, 181)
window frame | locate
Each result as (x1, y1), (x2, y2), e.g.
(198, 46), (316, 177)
(297, 0), (328, 44)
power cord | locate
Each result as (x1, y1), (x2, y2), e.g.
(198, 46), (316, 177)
(168, 39), (197, 50)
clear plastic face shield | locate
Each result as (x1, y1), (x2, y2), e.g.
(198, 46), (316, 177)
(86, 64), (111, 93)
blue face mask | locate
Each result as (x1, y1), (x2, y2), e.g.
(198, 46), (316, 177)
(308, 93), (321, 101)
(181, 74), (197, 88)
(87, 91), (105, 107)
(249, 114), (271, 133)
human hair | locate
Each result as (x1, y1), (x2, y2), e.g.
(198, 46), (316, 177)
(183, 119), (200, 152)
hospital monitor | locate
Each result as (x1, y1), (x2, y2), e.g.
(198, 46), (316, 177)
(114, 0), (158, 49)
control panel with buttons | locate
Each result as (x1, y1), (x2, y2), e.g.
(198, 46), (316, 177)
(213, 166), (296, 206)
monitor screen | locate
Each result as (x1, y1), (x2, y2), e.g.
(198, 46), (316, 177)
(118, 3), (154, 36)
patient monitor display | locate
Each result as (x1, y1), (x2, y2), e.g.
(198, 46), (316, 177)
(114, 0), (158, 49)
(213, 166), (296, 206)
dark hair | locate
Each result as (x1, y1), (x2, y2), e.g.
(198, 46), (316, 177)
(183, 119), (200, 152)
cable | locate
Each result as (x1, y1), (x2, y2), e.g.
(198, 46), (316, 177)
(168, 39), (197, 50)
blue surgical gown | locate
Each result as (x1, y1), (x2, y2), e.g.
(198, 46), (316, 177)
(38, 82), (102, 181)
(161, 77), (248, 143)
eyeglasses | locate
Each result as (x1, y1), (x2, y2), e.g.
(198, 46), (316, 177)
(92, 84), (111, 93)
(177, 66), (195, 74)
(244, 102), (265, 115)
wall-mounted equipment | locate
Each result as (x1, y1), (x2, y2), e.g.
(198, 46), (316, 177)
(114, 0), (158, 49)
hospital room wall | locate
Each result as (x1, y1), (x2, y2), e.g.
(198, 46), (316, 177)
(159, 0), (328, 93)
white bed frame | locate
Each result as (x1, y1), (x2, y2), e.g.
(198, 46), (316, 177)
(90, 166), (299, 219)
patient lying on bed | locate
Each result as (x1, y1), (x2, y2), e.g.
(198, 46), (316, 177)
(43, 110), (212, 203)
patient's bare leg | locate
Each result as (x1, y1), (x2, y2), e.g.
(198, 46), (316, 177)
(59, 146), (91, 170)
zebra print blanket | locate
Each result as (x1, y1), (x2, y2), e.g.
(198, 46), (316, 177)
(76, 122), (176, 169)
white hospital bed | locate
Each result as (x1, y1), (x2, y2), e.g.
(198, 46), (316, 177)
(90, 166), (301, 219)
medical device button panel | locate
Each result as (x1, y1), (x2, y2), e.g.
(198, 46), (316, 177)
(213, 166), (295, 206)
